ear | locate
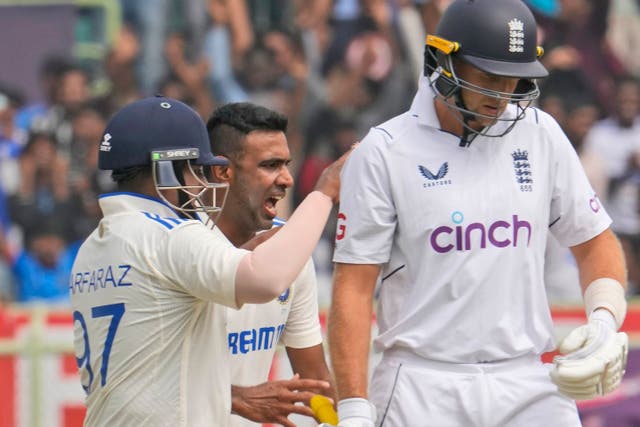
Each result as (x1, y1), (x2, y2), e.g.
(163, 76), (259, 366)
(211, 164), (233, 183)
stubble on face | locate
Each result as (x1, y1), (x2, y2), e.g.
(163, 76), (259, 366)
(226, 131), (292, 236)
(454, 62), (519, 129)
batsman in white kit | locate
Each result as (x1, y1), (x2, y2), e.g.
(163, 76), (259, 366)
(69, 96), (348, 426)
(326, 1), (629, 426)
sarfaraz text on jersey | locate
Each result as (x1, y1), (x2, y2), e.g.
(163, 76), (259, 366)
(69, 264), (133, 294)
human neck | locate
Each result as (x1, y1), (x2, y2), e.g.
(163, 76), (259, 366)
(215, 213), (256, 247)
(434, 97), (486, 137)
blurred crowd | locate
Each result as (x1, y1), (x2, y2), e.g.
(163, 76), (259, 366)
(1, 0), (640, 305)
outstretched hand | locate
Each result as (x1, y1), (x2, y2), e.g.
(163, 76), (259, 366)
(231, 374), (331, 427)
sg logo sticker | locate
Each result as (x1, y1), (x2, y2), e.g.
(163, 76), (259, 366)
(336, 213), (347, 241)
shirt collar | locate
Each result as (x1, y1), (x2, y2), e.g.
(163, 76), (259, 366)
(98, 192), (180, 218)
(409, 76), (442, 129)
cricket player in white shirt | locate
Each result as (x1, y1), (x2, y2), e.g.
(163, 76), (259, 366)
(326, 1), (629, 426)
(70, 96), (350, 426)
(205, 102), (335, 426)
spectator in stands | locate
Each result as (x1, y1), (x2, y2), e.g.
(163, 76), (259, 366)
(258, 28), (321, 161)
(560, 95), (609, 198)
(68, 106), (113, 240)
(536, 0), (626, 114)
(0, 86), (24, 197)
(204, 0), (254, 103)
(93, 26), (143, 118)
(606, 0), (640, 79)
(8, 132), (75, 245)
(8, 221), (78, 305)
(120, 0), (209, 95)
(164, 32), (216, 118)
(584, 76), (640, 294)
(15, 55), (72, 134)
(31, 64), (92, 161)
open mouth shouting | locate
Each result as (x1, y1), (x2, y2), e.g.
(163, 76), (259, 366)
(264, 193), (284, 218)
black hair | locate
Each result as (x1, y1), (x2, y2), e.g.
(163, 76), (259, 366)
(112, 166), (151, 187)
(206, 102), (288, 161)
(39, 55), (73, 79)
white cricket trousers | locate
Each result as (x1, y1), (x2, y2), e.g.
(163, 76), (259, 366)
(369, 349), (581, 427)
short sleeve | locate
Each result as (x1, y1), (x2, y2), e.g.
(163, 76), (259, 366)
(159, 222), (248, 309)
(547, 117), (612, 247)
(281, 259), (323, 349)
(333, 129), (397, 264)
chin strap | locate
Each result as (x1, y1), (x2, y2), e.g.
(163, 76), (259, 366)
(454, 92), (479, 147)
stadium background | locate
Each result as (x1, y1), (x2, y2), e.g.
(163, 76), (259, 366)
(1, 0), (640, 426)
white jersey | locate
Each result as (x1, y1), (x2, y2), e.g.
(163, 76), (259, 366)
(70, 193), (248, 427)
(333, 78), (611, 363)
(211, 225), (322, 427)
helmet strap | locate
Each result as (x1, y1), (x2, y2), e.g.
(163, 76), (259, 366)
(452, 86), (480, 147)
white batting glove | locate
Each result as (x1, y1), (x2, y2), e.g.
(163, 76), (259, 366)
(319, 397), (377, 427)
(550, 309), (628, 400)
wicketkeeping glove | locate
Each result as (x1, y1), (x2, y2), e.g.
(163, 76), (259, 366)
(550, 309), (628, 400)
(318, 397), (377, 427)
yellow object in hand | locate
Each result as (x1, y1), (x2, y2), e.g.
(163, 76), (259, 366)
(310, 394), (338, 425)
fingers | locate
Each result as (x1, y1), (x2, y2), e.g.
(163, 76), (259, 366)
(268, 402), (316, 426)
(278, 374), (331, 397)
(557, 325), (590, 355)
(551, 359), (606, 382)
(278, 389), (325, 407)
(285, 403), (317, 418)
(274, 415), (297, 427)
(551, 333), (628, 400)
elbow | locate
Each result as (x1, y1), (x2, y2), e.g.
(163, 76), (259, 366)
(234, 253), (296, 304)
(235, 276), (291, 305)
(253, 278), (290, 303)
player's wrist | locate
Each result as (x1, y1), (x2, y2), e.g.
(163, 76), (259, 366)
(337, 397), (377, 422)
(230, 385), (249, 416)
(584, 278), (627, 330)
(589, 308), (617, 331)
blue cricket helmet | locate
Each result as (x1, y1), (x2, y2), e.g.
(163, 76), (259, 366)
(98, 96), (228, 170)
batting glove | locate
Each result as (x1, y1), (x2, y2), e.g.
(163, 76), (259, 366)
(550, 309), (628, 400)
(318, 398), (377, 427)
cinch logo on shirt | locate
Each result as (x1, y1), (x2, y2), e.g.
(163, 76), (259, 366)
(228, 324), (285, 355)
(430, 211), (532, 253)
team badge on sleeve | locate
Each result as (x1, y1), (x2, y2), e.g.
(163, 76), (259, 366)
(278, 287), (292, 304)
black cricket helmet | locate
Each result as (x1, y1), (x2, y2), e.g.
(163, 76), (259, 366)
(98, 96), (229, 224)
(424, 0), (548, 138)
